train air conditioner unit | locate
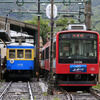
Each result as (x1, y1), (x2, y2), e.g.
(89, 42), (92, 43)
(67, 24), (87, 30)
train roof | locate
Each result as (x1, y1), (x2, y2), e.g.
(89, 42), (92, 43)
(66, 24), (87, 30)
(7, 43), (34, 49)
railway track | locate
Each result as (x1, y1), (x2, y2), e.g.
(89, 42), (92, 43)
(41, 79), (100, 100)
(0, 81), (12, 100)
(0, 81), (34, 100)
(60, 87), (100, 100)
(71, 92), (99, 100)
(60, 87), (73, 100)
(0, 79), (100, 100)
(90, 88), (100, 100)
(70, 88), (100, 100)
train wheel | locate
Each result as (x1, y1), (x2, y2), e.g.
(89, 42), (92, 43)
(40, 69), (44, 78)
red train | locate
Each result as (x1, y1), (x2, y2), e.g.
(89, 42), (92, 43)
(40, 24), (99, 88)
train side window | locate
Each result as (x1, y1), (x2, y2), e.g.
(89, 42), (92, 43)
(54, 42), (56, 58)
(25, 50), (32, 59)
(17, 50), (24, 59)
(9, 50), (15, 59)
(46, 47), (49, 59)
(42, 50), (44, 60)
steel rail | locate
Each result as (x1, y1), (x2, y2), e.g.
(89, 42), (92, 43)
(66, 92), (72, 100)
(90, 88), (100, 99)
(0, 81), (12, 100)
(70, 94), (74, 100)
(60, 87), (72, 100)
(28, 81), (34, 100)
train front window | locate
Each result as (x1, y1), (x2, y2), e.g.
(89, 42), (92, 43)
(25, 50), (32, 59)
(9, 50), (15, 59)
(59, 33), (97, 63)
(17, 50), (23, 59)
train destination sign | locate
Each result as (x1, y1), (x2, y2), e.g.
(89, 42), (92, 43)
(59, 33), (97, 39)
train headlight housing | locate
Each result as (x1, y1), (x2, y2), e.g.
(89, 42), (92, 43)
(10, 59), (14, 64)
(91, 74), (94, 76)
(75, 74), (81, 79)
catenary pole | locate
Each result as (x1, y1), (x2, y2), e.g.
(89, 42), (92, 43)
(47, 0), (54, 95)
(85, 0), (91, 30)
(37, 0), (40, 81)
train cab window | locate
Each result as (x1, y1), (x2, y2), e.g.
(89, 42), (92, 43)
(25, 50), (32, 59)
(9, 50), (15, 59)
(17, 50), (24, 59)
(59, 43), (70, 58)
(83, 40), (97, 58)
(59, 37), (97, 63)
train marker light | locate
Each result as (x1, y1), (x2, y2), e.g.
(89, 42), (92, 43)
(90, 67), (95, 71)
(91, 74), (94, 76)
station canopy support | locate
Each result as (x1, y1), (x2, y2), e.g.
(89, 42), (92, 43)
(0, 30), (11, 42)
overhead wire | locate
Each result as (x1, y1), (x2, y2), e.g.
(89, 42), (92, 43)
(91, 21), (100, 32)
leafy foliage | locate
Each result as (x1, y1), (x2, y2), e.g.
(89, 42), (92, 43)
(25, 16), (50, 45)
(92, 84), (100, 89)
(55, 18), (74, 30)
(42, 92), (47, 96)
(26, 17), (74, 44)
(53, 97), (60, 100)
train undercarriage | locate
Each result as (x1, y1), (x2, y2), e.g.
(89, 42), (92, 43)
(40, 69), (98, 91)
(4, 70), (34, 81)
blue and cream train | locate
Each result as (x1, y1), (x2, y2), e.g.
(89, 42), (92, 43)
(6, 43), (34, 79)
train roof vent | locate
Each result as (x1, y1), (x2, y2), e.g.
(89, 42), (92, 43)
(67, 24), (87, 30)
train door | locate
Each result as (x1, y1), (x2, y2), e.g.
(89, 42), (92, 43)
(45, 47), (49, 71)
(41, 50), (45, 69)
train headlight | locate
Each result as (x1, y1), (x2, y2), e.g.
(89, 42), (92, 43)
(10, 59), (14, 64)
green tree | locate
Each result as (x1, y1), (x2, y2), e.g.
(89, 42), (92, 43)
(25, 17), (74, 45)
(55, 18), (74, 31)
(25, 16), (50, 45)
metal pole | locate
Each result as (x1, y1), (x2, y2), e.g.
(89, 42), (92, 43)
(37, 0), (40, 81)
(47, 0), (54, 95)
(88, 0), (91, 30)
(85, 0), (91, 30)
(5, 10), (12, 30)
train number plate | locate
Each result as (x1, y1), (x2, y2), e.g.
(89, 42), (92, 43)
(70, 65), (87, 72)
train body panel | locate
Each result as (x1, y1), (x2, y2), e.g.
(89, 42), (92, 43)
(7, 60), (34, 70)
(45, 59), (50, 71)
(55, 64), (99, 74)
